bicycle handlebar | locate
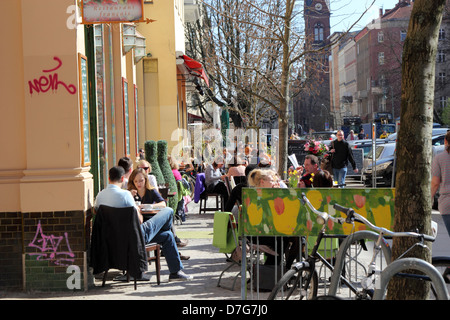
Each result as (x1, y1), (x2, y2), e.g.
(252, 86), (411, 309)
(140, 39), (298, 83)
(300, 193), (344, 226)
(332, 203), (435, 242)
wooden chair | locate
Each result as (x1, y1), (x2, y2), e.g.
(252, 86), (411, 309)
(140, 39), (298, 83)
(224, 176), (233, 197)
(145, 243), (161, 285)
(199, 191), (223, 214)
(194, 172), (224, 214)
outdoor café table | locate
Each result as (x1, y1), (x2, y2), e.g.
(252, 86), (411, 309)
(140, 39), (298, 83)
(140, 207), (163, 221)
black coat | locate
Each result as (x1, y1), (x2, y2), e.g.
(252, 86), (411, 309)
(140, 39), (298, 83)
(331, 139), (357, 170)
(90, 205), (148, 278)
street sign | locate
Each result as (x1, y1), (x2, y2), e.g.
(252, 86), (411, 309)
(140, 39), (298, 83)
(81, 0), (144, 24)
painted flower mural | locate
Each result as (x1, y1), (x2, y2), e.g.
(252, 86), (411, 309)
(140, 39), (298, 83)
(241, 188), (395, 237)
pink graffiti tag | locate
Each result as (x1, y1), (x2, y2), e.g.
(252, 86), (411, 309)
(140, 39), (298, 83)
(28, 220), (75, 266)
(28, 57), (77, 95)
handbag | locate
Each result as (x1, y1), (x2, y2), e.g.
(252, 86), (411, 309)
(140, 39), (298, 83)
(321, 141), (334, 173)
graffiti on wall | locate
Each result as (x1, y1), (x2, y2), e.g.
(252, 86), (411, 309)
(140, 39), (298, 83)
(28, 57), (77, 96)
(28, 220), (75, 266)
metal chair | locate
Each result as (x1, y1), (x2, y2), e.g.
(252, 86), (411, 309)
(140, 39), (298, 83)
(212, 211), (240, 290)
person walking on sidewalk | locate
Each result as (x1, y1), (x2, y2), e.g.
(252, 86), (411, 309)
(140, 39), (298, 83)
(431, 131), (450, 237)
(330, 130), (358, 187)
(94, 166), (193, 282)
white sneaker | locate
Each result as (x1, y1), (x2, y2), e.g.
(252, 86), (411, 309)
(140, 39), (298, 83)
(169, 270), (194, 282)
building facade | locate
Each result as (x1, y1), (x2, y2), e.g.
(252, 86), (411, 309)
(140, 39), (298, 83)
(293, 0), (331, 133)
(0, 0), (200, 292)
(330, 0), (450, 126)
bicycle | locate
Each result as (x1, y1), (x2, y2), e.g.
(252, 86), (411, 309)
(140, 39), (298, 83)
(328, 203), (449, 300)
(268, 193), (359, 300)
(431, 256), (450, 298)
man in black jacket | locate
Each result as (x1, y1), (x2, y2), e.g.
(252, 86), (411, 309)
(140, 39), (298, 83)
(330, 130), (358, 187)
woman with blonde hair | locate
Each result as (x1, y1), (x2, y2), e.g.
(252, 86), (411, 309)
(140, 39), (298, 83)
(247, 168), (288, 265)
(129, 167), (190, 251)
(247, 168), (278, 188)
(137, 159), (158, 189)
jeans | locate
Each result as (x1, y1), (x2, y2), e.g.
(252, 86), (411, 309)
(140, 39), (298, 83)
(333, 167), (347, 187)
(441, 215), (450, 238)
(140, 207), (183, 274)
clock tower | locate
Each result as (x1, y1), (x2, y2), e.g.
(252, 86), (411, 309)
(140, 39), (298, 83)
(292, 0), (331, 133)
(304, 0), (331, 47)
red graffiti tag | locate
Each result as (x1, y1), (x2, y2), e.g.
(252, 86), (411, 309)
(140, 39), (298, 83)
(28, 57), (77, 95)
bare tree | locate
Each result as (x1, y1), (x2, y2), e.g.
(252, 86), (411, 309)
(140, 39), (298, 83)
(188, 0), (374, 178)
(388, 0), (447, 300)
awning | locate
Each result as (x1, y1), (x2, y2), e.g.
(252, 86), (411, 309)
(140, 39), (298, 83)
(188, 112), (206, 123)
(179, 55), (209, 87)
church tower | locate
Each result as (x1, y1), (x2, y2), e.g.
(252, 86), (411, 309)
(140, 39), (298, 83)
(293, 0), (331, 133)
(304, 0), (331, 48)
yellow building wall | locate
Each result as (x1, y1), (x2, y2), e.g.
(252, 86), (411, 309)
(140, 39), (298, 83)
(0, 0), (93, 213)
(138, 0), (180, 149)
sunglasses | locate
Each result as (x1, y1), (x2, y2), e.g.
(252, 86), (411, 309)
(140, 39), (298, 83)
(140, 167), (149, 171)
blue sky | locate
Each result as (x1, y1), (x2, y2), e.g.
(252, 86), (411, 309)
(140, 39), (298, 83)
(330, 0), (400, 33)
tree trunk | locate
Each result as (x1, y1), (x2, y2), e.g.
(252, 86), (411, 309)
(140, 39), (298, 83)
(277, 0), (294, 180)
(387, 0), (446, 300)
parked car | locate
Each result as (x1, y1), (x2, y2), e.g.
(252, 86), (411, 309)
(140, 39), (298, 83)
(349, 139), (387, 157)
(385, 128), (449, 143)
(364, 135), (447, 188)
(363, 143), (396, 187)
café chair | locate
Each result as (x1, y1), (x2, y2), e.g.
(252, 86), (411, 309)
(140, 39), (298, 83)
(194, 173), (224, 214)
(90, 205), (157, 289)
(199, 192), (223, 214)
(212, 211), (240, 290)
(145, 243), (161, 285)
(224, 176), (232, 197)
(212, 210), (280, 291)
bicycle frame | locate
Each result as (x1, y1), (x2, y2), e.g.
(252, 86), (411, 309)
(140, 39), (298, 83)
(331, 203), (448, 300)
(287, 214), (360, 298)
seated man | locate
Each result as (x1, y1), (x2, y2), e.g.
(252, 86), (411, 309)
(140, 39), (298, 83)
(94, 166), (193, 282)
(297, 154), (321, 188)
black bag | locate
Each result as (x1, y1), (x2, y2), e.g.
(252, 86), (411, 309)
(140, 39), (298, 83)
(321, 141), (334, 173)
(176, 198), (186, 222)
(252, 264), (285, 292)
(321, 157), (333, 173)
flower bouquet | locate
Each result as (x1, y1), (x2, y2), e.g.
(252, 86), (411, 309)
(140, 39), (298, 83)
(304, 139), (329, 158)
(287, 167), (300, 188)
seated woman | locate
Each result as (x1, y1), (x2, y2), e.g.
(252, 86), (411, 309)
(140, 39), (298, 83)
(226, 156), (246, 185)
(128, 168), (165, 208)
(247, 168), (278, 188)
(204, 156), (229, 204)
(168, 156), (182, 182)
(128, 168), (189, 255)
(247, 168), (288, 265)
(136, 160), (158, 190)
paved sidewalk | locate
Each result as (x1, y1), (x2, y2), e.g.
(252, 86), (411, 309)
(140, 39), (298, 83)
(2, 185), (449, 301)
(1, 199), (244, 300)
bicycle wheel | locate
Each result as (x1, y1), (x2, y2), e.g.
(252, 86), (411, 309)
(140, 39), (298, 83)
(373, 258), (449, 300)
(267, 267), (318, 300)
(430, 256), (450, 299)
(328, 231), (392, 299)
